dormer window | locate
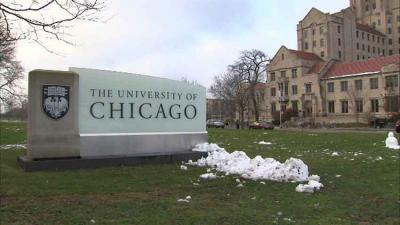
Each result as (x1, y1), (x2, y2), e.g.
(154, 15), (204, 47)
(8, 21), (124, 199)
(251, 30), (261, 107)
(281, 54), (285, 60)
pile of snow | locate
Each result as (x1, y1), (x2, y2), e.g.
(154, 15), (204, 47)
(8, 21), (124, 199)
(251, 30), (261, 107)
(295, 175), (323, 193)
(177, 196), (191, 203)
(0, 144), (26, 150)
(331, 152), (339, 156)
(188, 143), (323, 193)
(199, 173), (217, 180)
(385, 132), (400, 150)
(258, 141), (272, 145)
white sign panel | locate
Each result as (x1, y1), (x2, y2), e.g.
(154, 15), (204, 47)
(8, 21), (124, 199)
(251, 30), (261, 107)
(70, 68), (206, 134)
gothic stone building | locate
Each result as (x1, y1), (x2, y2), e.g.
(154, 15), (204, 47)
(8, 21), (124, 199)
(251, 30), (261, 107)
(265, 46), (399, 124)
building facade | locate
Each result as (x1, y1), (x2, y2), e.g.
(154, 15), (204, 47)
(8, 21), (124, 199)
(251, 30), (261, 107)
(265, 0), (399, 125)
(297, 0), (399, 62)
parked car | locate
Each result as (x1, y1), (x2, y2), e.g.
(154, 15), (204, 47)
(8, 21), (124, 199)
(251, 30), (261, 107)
(206, 119), (225, 128)
(249, 121), (274, 130)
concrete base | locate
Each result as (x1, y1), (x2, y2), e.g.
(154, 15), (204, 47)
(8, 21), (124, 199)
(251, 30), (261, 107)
(17, 151), (207, 172)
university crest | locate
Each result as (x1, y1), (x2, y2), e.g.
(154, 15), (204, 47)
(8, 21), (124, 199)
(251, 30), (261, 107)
(42, 85), (70, 120)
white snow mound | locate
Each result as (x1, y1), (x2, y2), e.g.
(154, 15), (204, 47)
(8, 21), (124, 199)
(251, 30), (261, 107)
(258, 141), (272, 145)
(295, 180), (324, 193)
(385, 132), (400, 150)
(189, 143), (322, 193)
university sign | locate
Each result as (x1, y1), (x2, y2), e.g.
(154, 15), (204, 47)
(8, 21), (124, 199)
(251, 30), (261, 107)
(19, 68), (207, 171)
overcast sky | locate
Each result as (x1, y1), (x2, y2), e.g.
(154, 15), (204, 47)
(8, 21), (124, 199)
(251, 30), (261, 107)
(16, 0), (348, 92)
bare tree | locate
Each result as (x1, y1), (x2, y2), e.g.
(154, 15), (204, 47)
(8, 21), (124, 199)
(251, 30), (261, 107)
(229, 49), (268, 121)
(209, 71), (248, 127)
(0, 22), (24, 105)
(0, 0), (106, 51)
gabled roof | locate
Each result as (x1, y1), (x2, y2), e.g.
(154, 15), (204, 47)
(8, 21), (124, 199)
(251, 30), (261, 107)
(326, 54), (400, 78)
(288, 49), (323, 61)
(356, 23), (385, 37)
(308, 62), (326, 74)
(300, 7), (327, 23)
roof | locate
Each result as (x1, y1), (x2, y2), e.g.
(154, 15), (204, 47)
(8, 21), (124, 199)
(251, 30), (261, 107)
(308, 62), (326, 74)
(356, 23), (385, 37)
(326, 54), (400, 78)
(288, 49), (323, 61)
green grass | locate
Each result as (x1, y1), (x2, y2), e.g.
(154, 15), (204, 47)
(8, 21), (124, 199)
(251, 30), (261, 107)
(1, 122), (399, 225)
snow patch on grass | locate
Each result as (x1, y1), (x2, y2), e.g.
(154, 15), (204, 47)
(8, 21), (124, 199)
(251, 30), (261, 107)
(187, 143), (323, 193)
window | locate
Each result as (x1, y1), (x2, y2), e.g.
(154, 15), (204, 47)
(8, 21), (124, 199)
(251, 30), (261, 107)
(292, 85), (298, 95)
(356, 99), (363, 113)
(305, 83), (312, 93)
(312, 29), (315, 35)
(377, 36), (380, 43)
(371, 99), (379, 112)
(355, 79), (363, 90)
(328, 101), (335, 113)
(356, 30), (359, 38)
(383, 49), (385, 56)
(385, 96), (400, 112)
(389, 50), (393, 55)
(337, 25), (341, 33)
(271, 103), (276, 113)
(304, 42), (309, 50)
(372, 2), (376, 9)
(367, 34), (370, 41)
(320, 51), (325, 57)
(370, 78), (378, 89)
(397, 15), (400, 22)
(281, 54), (285, 60)
(292, 101), (298, 112)
(372, 35), (375, 42)
(362, 44), (365, 51)
(319, 26), (324, 34)
(365, 5), (369, 11)
(388, 28), (392, 34)
(341, 100), (349, 113)
(304, 30), (308, 38)
(340, 81), (348, 92)
(271, 88), (276, 97)
(320, 39), (324, 47)
(362, 32), (365, 39)
(338, 38), (341, 46)
(279, 82), (288, 96)
(291, 69), (297, 78)
(389, 38), (392, 45)
(338, 50), (342, 59)
(357, 54), (360, 60)
(357, 42), (360, 50)
(270, 72), (275, 81)
(373, 46), (375, 53)
(388, 17), (391, 24)
(385, 75), (399, 88)
(367, 45), (370, 52)
(378, 19), (381, 25)
(280, 71), (286, 78)
(313, 40), (316, 47)
(328, 82), (334, 92)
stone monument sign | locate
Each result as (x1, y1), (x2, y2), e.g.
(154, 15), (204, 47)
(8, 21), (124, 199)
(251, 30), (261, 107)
(19, 68), (207, 171)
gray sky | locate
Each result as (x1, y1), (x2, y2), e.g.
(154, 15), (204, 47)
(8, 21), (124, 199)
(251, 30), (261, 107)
(16, 0), (348, 91)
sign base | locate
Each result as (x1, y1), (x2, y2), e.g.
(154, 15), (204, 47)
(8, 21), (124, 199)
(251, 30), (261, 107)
(17, 151), (207, 172)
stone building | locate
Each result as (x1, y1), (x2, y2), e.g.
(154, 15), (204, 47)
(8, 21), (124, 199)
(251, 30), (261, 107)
(351, 0), (400, 56)
(265, 0), (399, 125)
(297, 0), (399, 62)
(265, 47), (399, 124)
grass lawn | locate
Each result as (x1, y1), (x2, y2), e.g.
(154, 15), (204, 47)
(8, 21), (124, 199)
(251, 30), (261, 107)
(0, 122), (399, 225)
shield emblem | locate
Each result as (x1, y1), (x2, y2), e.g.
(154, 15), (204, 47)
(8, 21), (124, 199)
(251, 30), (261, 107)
(42, 85), (70, 120)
